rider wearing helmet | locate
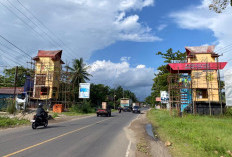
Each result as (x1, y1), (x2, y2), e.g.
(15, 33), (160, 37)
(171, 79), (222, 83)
(36, 103), (46, 120)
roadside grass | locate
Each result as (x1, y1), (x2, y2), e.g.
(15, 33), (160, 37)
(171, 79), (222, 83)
(147, 109), (232, 157)
(0, 116), (29, 128)
(62, 111), (94, 116)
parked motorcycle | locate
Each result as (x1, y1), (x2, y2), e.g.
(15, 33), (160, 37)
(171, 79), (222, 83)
(31, 112), (48, 129)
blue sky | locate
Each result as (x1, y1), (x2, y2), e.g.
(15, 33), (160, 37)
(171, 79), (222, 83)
(0, 0), (231, 100)
(89, 0), (216, 69)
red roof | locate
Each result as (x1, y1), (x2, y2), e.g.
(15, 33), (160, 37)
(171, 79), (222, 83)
(37, 50), (62, 58)
(185, 45), (215, 56)
(0, 87), (24, 95)
(33, 50), (64, 64)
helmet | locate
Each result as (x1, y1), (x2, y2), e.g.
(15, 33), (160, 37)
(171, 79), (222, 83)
(38, 103), (43, 107)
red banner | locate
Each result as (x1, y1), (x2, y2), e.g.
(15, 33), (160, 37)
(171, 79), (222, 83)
(168, 62), (227, 72)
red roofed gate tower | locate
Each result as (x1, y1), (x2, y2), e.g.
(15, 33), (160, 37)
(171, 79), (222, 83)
(167, 46), (227, 115)
(32, 50), (64, 102)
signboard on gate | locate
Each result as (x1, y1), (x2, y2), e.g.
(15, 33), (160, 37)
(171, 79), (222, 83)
(156, 97), (161, 102)
(160, 91), (169, 104)
(79, 83), (90, 98)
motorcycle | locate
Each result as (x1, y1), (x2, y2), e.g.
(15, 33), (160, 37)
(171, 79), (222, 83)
(31, 112), (48, 129)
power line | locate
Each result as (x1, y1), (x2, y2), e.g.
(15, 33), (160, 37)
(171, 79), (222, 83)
(0, 0), (58, 48)
(0, 46), (26, 66)
(0, 49), (24, 66)
(16, 0), (77, 58)
(6, 0), (63, 48)
(12, 0), (77, 60)
(0, 34), (32, 59)
(0, 39), (29, 60)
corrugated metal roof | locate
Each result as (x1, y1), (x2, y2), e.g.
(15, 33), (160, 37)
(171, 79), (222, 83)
(37, 50), (62, 57)
(0, 87), (24, 94)
(33, 50), (64, 64)
(185, 45), (215, 55)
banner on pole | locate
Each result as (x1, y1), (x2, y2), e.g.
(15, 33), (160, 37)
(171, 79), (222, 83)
(79, 83), (90, 99)
(160, 91), (169, 104)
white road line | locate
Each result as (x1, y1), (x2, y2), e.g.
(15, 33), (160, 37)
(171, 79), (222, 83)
(125, 113), (140, 157)
(125, 140), (131, 157)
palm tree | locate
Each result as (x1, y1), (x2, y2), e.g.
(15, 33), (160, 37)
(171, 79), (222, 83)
(66, 58), (92, 102)
(66, 58), (92, 85)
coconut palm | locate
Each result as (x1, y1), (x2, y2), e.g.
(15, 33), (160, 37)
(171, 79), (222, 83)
(65, 58), (92, 102)
(66, 58), (92, 85)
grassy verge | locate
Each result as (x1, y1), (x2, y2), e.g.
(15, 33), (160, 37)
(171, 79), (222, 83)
(147, 109), (232, 157)
(62, 111), (94, 116)
(0, 117), (29, 128)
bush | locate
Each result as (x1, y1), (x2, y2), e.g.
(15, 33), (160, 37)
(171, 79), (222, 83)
(0, 117), (29, 127)
(52, 113), (59, 118)
(70, 101), (95, 114)
(7, 99), (16, 114)
(225, 107), (232, 116)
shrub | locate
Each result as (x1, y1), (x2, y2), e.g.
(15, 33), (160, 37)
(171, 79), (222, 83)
(225, 107), (232, 116)
(7, 99), (16, 114)
(52, 113), (58, 118)
(70, 101), (95, 114)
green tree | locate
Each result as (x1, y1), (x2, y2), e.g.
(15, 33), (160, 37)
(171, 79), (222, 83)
(147, 49), (186, 105)
(66, 58), (92, 85)
(1, 66), (31, 87)
(90, 84), (110, 107)
(209, 0), (232, 13)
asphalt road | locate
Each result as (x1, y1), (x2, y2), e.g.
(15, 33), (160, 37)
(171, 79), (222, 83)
(0, 111), (140, 157)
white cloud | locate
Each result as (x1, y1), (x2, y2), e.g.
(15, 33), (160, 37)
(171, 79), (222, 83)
(157, 24), (167, 31)
(87, 60), (154, 100)
(170, 0), (232, 69)
(120, 56), (131, 62)
(0, 0), (159, 65)
(136, 64), (146, 68)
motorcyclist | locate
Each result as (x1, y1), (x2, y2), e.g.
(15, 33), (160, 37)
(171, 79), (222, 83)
(118, 107), (122, 113)
(36, 103), (46, 121)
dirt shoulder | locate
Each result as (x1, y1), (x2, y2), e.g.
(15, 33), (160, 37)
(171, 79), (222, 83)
(126, 110), (171, 157)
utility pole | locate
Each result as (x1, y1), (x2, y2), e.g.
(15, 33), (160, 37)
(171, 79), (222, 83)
(13, 66), (18, 99)
(206, 62), (212, 116)
(216, 56), (223, 115)
(65, 66), (68, 109)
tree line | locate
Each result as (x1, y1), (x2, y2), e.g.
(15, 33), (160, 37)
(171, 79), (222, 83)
(0, 58), (138, 110)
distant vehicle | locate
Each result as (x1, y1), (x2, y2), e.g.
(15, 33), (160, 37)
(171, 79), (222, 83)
(132, 106), (140, 113)
(96, 102), (111, 117)
(123, 106), (131, 112)
(120, 98), (132, 112)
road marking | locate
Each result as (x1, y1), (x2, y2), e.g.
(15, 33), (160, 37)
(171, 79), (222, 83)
(3, 117), (112, 157)
(125, 140), (131, 157)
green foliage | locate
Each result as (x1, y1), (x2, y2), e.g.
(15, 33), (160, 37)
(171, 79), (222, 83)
(89, 84), (138, 108)
(7, 99), (16, 114)
(209, 0), (232, 13)
(146, 48), (186, 105)
(70, 101), (95, 114)
(90, 84), (110, 106)
(0, 117), (29, 127)
(65, 58), (92, 102)
(225, 107), (232, 116)
(156, 48), (186, 63)
(1, 66), (32, 87)
(66, 58), (92, 86)
(148, 109), (232, 157)
(52, 113), (59, 118)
